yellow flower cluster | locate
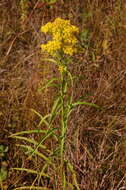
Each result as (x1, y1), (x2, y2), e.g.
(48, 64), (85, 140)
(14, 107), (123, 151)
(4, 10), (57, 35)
(58, 65), (67, 73)
(40, 18), (79, 56)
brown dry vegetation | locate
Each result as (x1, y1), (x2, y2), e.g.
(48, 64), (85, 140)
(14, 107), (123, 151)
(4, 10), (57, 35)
(0, 0), (126, 189)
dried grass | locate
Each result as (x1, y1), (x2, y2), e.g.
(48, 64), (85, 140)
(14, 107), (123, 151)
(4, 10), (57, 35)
(0, 0), (126, 189)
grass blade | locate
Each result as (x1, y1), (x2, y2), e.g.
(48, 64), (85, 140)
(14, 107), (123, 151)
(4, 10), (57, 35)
(11, 168), (50, 178)
(72, 101), (101, 109)
(13, 186), (51, 190)
(16, 144), (51, 163)
(31, 109), (50, 127)
(30, 128), (57, 157)
(9, 129), (47, 137)
(10, 135), (52, 153)
(67, 162), (80, 190)
(38, 77), (58, 92)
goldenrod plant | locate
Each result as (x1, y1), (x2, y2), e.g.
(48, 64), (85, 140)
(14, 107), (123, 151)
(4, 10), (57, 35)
(40, 16), (98, 167)
(10, 18), (99, 190)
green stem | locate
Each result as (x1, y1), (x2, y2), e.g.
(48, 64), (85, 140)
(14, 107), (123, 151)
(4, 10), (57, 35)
(58, 58), (73, 189)
(60, 71), (67, 190)
(60, 72), (65, 166)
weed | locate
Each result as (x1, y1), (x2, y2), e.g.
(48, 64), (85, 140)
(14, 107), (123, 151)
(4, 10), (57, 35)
(10, 18), (99, 190)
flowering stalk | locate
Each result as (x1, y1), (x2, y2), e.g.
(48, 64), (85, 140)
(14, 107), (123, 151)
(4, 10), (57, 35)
(40, 17), (80, 189)
(40, 17), (79, 158)
(60, 65), (67, 167)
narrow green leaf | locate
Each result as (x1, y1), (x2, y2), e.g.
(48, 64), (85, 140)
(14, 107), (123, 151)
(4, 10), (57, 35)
(11, 168), (49, 178)
(62, 171), (67, 190)
(31, 109), (50, 127)
(16, 144), (51, 163)
(9, 129), (47, 137)
(47, 0), (57, 5)
(38, 78), (58, 92)
(72, 101), (100, 109)
(42, 58), (57, 63)
(30, 128), (57, 157)
(13, 186), (51, 190)
(10, 135), (51, 153)
(67, 162), (80, 190)
(49, 97), (62, 124)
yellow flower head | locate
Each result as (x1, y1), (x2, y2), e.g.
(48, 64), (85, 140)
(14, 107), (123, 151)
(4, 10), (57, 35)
(63, 46), (77, 56)
(41, 40), (61, 56)
(40, 18), (79, 56)
(41, 22), (52, 33)
(58, 65), (67, 73)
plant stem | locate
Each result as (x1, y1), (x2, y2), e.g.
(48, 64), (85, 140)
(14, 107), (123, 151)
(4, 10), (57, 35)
(60, 71), (67, 190)
(60, 71), (65, 166)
